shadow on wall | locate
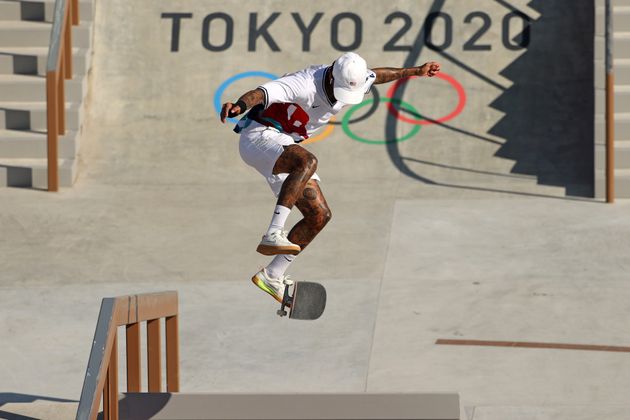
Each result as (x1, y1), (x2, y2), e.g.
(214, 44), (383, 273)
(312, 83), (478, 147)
(489, 0), (595, 197)
(0, 165), (33, 188)
(386, 0), (594, 199)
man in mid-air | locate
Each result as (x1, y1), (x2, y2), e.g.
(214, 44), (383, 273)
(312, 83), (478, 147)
(220, 52), (440, 303)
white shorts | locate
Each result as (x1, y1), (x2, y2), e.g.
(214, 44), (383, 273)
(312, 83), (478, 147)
(238, 121), (320, 197)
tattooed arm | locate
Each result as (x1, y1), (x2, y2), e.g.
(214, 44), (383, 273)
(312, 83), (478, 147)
(372, 61), (441, 85)
(220, 88), (266, 123)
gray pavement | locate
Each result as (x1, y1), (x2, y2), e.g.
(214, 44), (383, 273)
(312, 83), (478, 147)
(2, 1), (629, 420)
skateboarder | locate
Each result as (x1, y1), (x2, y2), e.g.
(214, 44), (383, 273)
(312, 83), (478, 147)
(220, 52), (440, 303)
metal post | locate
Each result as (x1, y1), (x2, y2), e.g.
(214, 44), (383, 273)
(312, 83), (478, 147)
(605, 0), (615, 203)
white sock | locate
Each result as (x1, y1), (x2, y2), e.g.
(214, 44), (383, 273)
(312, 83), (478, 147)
(266, 254), (295, 279)
(266, 205), (291, 235)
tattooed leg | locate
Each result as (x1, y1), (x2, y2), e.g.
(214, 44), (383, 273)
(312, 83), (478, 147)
(272, 144), (318, 209)
(287, 179), (332, 250)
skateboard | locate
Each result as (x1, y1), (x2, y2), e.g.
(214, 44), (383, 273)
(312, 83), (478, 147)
(277, 278), (326, 320)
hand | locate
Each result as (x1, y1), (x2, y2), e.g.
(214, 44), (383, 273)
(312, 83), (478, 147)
(220, 102), (242, 123)
(418, 61), (441, 77)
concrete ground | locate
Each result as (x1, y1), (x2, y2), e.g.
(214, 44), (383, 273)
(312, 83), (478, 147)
(2, 1), (629, 419)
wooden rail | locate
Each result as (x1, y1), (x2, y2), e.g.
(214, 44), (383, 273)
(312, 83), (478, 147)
(46, 0), (79, 191)
(75, 291), (180, 420)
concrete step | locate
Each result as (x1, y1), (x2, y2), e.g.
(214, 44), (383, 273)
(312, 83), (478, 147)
(0, 129), (78, 158)
(0, 0), (21, 20)
(596, 113), (630, 141)
(595, 37), (605, 61)
(0, 46), (90, 76)
(596, 6), (630, 33)
(595, 168), (630, 198)
(616, 113), (630, 139)
(115, 393), (461, 420)
(0, 0), (93, 22)
(0, 101), (81, 131)
(0, 20), (91, 48)
(594, 59), (630, 86)
(613, 6), (630, 30)
(595, 35), (630, 61)
(596, 85), (630, 113)
(0, 156), (78, 187)
(616, 59), (630, 84)
(0, 401), (78, 419)
(0, 73), (86, 102)
(595, 140), (630, 169)
(614, 32), (630, 59)
(615, 85), (630, 112)
(597, 0), (630, 9)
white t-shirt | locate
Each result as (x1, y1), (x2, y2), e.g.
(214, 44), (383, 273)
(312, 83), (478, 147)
(254, 64), (376, 141)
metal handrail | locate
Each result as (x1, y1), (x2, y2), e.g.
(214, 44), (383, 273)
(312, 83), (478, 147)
(76, 291), (180, 420)
(46, 0), (79, 191)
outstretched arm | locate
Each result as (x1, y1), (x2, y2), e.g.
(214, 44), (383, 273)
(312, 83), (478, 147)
(220, 88), (266, 123)
(372, 61), (441, 85)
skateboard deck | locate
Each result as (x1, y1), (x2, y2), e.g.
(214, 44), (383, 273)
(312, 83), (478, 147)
(277, 281), (326, 320)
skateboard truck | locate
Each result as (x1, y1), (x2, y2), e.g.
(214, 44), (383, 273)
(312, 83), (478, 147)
(276, 279), (326, 320)
(276, 277), (294, 317)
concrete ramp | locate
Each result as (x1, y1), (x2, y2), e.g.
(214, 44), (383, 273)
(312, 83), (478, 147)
(1, 2), (618, 420)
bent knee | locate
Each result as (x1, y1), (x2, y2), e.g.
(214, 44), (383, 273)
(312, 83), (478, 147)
(278, 146), (318, 175)
(307, 206), (331, 229)
(322, 207), (332, 224)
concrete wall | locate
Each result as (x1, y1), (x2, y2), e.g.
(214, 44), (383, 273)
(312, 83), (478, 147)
(488, 0), (593, 196)
(594, 0), (630, 198)
(595, 0), (606, 199)
(122, 0), (593, 196)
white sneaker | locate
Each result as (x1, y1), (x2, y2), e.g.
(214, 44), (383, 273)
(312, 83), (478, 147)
(256, 229), (301, 256)
(251, 268), (290, 304)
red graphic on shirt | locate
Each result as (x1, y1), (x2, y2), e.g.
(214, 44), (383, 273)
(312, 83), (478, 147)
(260, 103), (310, 139)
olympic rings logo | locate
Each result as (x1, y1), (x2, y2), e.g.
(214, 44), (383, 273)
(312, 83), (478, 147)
(386, 73), (466, 126)
(342, 98), (421, 144)
(214, 70), (467, 145)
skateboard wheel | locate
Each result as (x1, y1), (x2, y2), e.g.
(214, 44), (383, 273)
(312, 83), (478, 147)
(277, 309), (287, 317)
